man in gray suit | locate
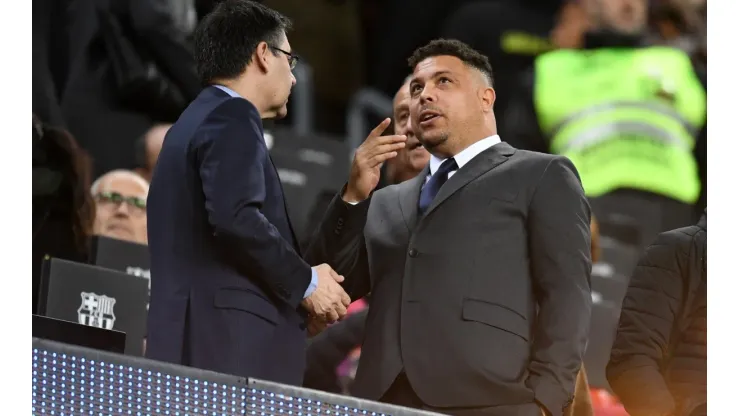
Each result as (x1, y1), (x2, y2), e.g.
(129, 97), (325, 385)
(305, 39), (592, 416)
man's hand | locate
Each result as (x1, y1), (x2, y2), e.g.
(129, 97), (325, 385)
(302, 264), (351, 323)
(306, 317), (329, 337)
(344, 118), (407, 203)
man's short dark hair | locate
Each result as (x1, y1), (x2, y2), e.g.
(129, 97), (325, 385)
(193, 0), (292, 85)
(407, 39), (494, 87)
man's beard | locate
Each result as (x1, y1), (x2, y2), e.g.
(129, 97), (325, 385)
(419, 132), (449, 151)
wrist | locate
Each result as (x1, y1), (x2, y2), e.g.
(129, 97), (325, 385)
(342, 185), (368, 204)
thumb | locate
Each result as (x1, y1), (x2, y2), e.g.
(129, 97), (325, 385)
(333, 273), (345, 283)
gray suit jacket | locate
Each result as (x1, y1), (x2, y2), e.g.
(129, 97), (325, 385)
(305, 142), (592, 416)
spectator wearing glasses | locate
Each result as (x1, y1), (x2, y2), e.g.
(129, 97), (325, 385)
(91, 170), (149, 245)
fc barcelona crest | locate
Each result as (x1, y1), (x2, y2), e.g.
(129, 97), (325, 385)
(77, 292), (117, 330)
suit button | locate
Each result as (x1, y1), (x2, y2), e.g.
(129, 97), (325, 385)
(408, 248), (418, 258)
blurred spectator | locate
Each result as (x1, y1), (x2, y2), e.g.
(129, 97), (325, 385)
(32, 0), (71, 127)
(33, 115), (95, 312)
(91, 170), (149, 245)
(504, 0), (707, 248)
(134, 124), (171, 181)
(648, 0), (706, 68)
(442, 0), (585, 132)
(383, 77), (431, 184)
(607, 211), (707, 416)
(58, 0), (200, 176)
(166, 0), (198, 34)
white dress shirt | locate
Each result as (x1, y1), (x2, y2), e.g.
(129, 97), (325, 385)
(426, 134), (502, 183)
(346, 134), (502, 205)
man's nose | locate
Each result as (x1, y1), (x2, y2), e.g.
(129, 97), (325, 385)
(404, 118), (414, 137)
(114, 202), (131, 216)
(291, 73), (297, 87)
(419, 85), (435, 102)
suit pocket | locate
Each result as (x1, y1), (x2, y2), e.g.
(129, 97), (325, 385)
(462, 298), (530, 342)
(214, 288), (280, 325)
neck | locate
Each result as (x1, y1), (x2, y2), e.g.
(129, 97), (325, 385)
(433, 126), (496, 159)
(217, 75), (273, 119)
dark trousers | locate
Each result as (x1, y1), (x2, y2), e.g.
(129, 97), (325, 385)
(380, 373), (541, 416)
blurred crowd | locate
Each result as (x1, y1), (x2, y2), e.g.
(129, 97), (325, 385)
(32, 1), (707, 416)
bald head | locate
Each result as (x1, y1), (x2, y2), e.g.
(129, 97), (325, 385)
(137, 124), (171, 180)
(92, 170), (149, 244)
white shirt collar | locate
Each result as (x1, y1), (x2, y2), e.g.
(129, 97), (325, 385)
(214, 84), (241, 98)
(429, 135), (502, 176)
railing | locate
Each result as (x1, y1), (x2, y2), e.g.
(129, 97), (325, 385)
(292, 62), (316, 136)
(346, 88), (394, 158)
(32, 338), (442, 416)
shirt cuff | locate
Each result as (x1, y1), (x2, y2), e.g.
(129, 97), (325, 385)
(303, 268), (319, 299)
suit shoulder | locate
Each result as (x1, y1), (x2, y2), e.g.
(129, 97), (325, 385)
(206, 97), (261, 125)
(194, 98), (263, 148)
(371, 183), (402, 204)
(510, 148), (561, 164)
(509, 149), (573, 174)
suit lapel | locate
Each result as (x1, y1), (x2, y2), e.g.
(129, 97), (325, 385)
(398, 167), (429, 232)
(421, 142), (516, 220)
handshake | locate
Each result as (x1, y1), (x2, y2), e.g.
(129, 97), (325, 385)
(301, 264), (351, 331)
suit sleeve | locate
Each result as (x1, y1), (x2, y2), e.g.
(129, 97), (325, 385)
(525, 156), (592, 416)
(303, 187), (372, 301)
(195, 99), (312, 308)
(606, 232), (687, 416)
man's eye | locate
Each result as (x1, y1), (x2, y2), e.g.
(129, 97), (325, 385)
(439, 77), (451, 84)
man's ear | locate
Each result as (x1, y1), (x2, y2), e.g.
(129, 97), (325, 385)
(480, 87), (496, 113)
(254, 41), (271, 73)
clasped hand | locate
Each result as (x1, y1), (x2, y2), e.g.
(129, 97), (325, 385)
(301, 264), (351, 330)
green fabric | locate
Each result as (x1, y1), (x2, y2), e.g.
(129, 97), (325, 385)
(534, 47), (706, 203)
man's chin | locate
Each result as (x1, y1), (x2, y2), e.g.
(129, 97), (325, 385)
(274, 103), (289, 120)
(418, 134), (447, 150)
(104, 228), (134, 242)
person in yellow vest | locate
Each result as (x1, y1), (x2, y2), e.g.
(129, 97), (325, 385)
(503, 0), (706, 249)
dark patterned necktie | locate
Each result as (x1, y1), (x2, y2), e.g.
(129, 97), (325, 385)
(418, 158), (458, 214)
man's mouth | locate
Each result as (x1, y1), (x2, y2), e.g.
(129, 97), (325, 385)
(408, 140), (423, 150)
(106, 223), (132, 234)
(419, 110), (441, 125)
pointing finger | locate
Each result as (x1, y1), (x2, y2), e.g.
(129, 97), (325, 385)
(367, 118), (391, 140)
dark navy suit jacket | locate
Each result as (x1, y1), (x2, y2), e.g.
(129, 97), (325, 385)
(145, 86), (312, 384)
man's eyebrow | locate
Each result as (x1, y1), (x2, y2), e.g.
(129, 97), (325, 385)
(409, 70), (455, 85)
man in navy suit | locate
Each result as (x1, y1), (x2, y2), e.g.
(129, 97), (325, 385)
(145, 0), (350, 385)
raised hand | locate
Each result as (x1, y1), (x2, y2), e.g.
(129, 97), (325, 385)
(301, 263), (351, 323)
(343, 118), (407, 203)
